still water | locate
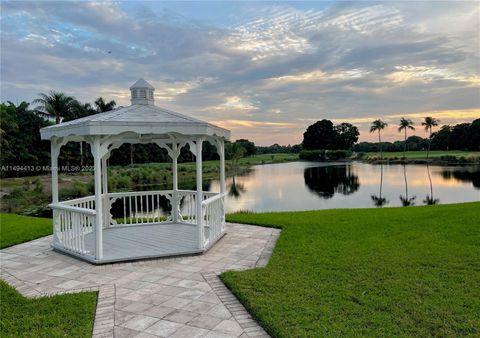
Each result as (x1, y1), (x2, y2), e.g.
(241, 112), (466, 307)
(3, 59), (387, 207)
(208, 162), (480, 213)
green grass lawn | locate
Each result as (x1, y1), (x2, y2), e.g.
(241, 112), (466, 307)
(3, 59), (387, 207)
(0, 213), (97, 337)
(0, 213), (52, 249)
(0, 280), (97, 338)
(365, 150), (480, 160)
(224, 202), (480, 337)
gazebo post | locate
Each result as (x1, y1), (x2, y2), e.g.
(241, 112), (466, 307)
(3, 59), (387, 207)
(92, 138), (103, 259)
(172, 143), (179, 223)
(101, 156), (109, 227)
(195, 137), (204, 249)
(50, 138), (61, 244)
(50, 139), (60, 204)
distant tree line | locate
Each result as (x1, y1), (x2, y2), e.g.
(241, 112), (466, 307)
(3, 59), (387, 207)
(0, 96), (296, 178)
(2, 90), (479, 177)
(354, 119), (480, 153)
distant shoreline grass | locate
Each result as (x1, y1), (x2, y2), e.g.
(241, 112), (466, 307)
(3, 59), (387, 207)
(363, 150), (480, 161)
(0, 153), (299, 216)
(224, 202), (480, 337)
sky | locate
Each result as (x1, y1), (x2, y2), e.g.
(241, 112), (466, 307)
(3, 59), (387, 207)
(1, 1), (479, 145)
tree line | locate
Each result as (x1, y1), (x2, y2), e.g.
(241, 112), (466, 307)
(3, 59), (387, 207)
(302, 117), (480, 156)
(1, 89), (479, 177)
(0, 94), (266, 177)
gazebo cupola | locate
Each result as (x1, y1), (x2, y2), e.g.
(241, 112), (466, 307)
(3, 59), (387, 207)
(40, 78), (230, 264)
(130, 78), (155, 105)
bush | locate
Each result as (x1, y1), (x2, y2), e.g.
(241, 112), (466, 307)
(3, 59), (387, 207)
(326, 150), (352, 160)
(440, 155), (457, 162)
(299, 150), (326, 161)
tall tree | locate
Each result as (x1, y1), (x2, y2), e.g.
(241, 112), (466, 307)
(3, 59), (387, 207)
(94, 97), (117, 112)
(335, 123), (359, 149)
(302, 120), (337, 150)
(33, 91), (78, 124)
(421, 117), (439, 159)
(398, 118), (415, 159)
(369, 119), (388, 159)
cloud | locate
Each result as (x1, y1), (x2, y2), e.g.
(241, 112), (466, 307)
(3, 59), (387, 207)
(1, 1), (479, 145)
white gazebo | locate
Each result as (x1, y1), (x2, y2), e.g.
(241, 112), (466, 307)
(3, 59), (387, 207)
(40, 78), (230, 264)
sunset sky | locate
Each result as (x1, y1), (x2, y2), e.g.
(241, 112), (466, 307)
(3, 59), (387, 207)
(1, 1), (479, 145)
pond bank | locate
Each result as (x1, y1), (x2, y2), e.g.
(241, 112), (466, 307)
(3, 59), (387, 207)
(0, 153), (299, 216)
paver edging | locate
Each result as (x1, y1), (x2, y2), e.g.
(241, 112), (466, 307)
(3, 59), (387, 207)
(202, 272), (270, 338)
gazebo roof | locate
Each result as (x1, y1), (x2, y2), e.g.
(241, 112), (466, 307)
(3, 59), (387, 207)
(40, 79), (230, 140)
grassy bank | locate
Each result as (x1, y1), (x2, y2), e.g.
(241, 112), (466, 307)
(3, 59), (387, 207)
(0, 213), (52, 248)
(364, 150), (480, 161)
(0, 153), (298, 216)
(224, 203), (480, 337)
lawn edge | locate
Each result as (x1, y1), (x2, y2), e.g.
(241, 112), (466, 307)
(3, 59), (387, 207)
(1, 269), (114, 338)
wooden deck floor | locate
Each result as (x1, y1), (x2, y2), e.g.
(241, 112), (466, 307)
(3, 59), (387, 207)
(83, 223), (202, 263)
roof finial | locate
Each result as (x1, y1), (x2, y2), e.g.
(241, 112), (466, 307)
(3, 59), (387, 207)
(130, 78), (155, 105)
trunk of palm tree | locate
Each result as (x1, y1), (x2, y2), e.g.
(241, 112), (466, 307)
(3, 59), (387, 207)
(378, 130), (383, 160)
(427, 127), (432, 160)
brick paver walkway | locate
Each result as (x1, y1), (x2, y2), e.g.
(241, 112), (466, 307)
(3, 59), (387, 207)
(0, 223), (280, 338)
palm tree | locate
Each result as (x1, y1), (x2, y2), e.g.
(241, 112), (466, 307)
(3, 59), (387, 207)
(94, 97), (116, 112)
(33, 91), (78, 124)
(369, 119), (388, 159)
(398, 118), (415, 159)
(421, 117), (440, 159)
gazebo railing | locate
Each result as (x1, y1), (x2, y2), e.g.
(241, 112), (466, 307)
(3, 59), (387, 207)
(50, 190), (225, 257)
(202, 192), (226, 247)
(107, 190), (217, 226)
(108, 190), (174, 226)
(50, 203), (96, 256)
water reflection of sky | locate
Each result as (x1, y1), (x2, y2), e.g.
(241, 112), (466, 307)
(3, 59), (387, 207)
(208, 162), (480, 213)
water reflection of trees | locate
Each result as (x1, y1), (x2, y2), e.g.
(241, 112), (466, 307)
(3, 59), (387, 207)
(371, 164), (389, 207)
(439, 168), (480, 189)
(424, 164), (439, 205)
(304, 165), (360, 199)
(228, 176), (246, 199)
(400, 164), (416, 207)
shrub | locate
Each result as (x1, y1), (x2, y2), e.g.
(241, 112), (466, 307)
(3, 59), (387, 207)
(440, 155), (457, 162)
(299, 150), (326, 161)
(326, 150), (352, 160)
(32, 178), (43, 193)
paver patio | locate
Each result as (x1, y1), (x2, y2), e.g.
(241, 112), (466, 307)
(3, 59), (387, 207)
(0, 223), (280, 338)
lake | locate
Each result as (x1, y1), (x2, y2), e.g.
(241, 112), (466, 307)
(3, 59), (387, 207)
(207, 161), (480, 213)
